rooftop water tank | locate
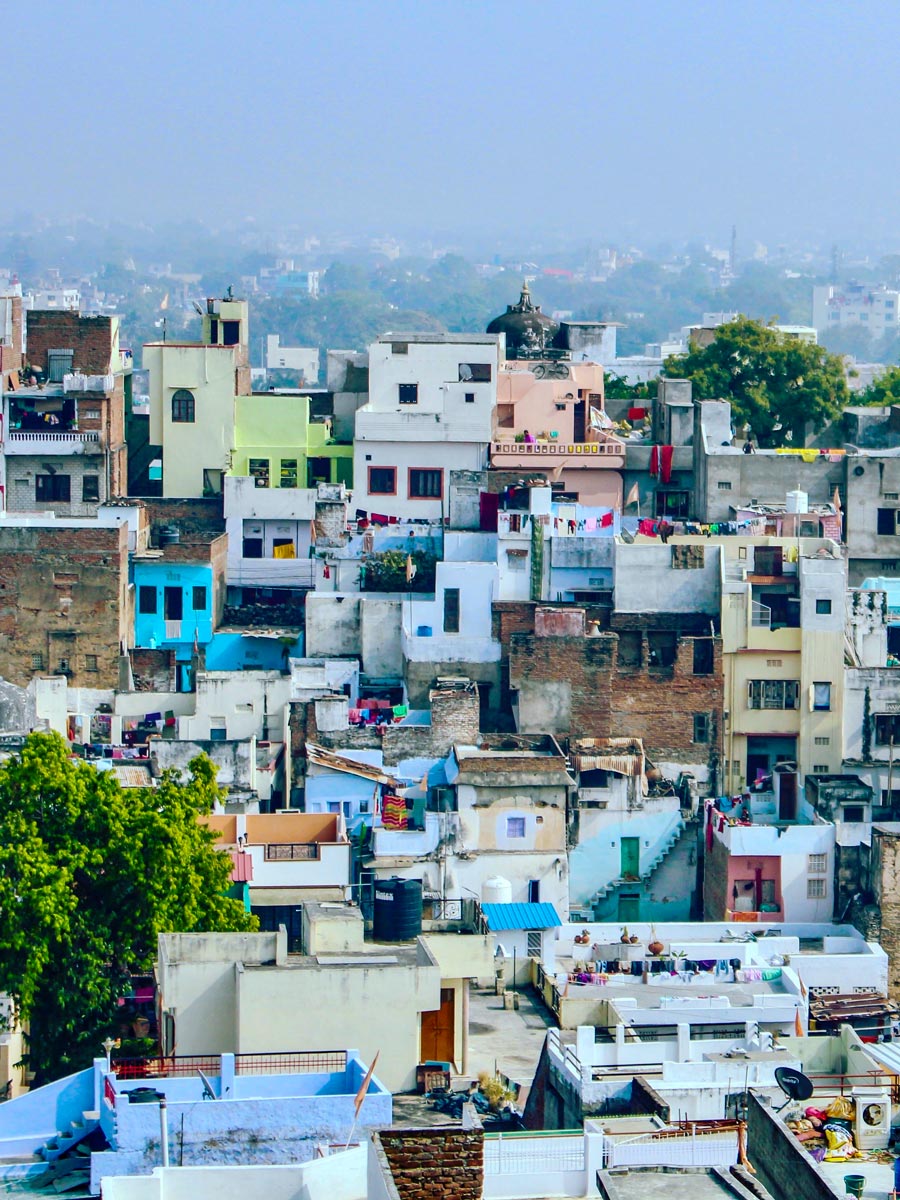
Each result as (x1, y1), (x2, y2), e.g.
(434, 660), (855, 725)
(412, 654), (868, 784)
(482, 876), (513, 905)
(373, 877), (422, 941)
(785, 490), (809, 514)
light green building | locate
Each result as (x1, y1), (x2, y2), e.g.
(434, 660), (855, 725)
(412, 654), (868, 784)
(230, 392), (353, 488)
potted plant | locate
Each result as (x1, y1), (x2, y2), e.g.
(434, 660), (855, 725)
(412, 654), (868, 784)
(648, 925), (665, 956)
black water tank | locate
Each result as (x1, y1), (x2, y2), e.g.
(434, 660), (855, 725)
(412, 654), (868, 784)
(373, 877), (422, 941)
(157, 525), (180, 547)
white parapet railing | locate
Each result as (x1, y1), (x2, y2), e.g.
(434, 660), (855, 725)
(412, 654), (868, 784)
(602, 1124), (739, 1169)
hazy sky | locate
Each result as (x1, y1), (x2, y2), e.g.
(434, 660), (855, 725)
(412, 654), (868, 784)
(6, 0), (900, 245)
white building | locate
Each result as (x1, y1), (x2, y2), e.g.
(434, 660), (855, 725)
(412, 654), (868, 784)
(265, 335), (319, 381)
(353, 333), (500, 521)
(813, 284), (900, 339)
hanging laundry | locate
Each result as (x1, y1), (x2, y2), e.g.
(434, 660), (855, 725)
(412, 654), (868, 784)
(600, 512), (614, 528)
(584, 517), (597, 532)
(628, 407), (648, 421)
(649, 445), (660, 477)
(660, 445), (674, 484)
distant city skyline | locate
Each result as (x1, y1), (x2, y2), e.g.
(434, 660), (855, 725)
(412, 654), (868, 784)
(5, 0), (900, 244)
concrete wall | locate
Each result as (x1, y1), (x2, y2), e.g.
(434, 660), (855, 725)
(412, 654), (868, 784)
(745, 1093), (839, 1200)
(614, 542), (721, 614)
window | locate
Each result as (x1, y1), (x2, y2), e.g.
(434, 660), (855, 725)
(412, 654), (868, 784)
(526, 930), (542, 956)
(807, 877), (827, 899)
(875, 715), (900, 745)
(717, 480), (733, 491)
(443, 588), (460, 634)
(808, 853), (827, 873)
(249, 459), (270, 487)
(171, 388), (195, 422)
(843, 806), (865, 823)
(748, 679), (800, 709)
(465, 392), (475, 403)
(812, 682), (832, 711)
(766, 659), (783, 668)
(692, 640), (714, 675)
(528, 878), (541, 902)
(877, 508), (899, 535)
(85, 654), (98, 672)
(368, 466), (396, 495)
(458, 363), (492, 383)
(814, 763), (829, 772)
(209, 718), (227, 742)
(242, 537), (263, 559)
(506, 549), (526, 572)
(693, 713), (710, 743)
(35, 474), (71, 502)
(815, 598), (832, 615)
(31, 653), (43, 669)
(814, 736), (830, 746)
(398, 384), (418, 405)
(192, 586), (207, 611)
(57, 658), (70, 673)
(208, 319), (218, 343)
(391, 341), (409, 355)
(81, 409), (100, 420)
(506, 816), (526, 838)
(656, 490), (691, 519)
(82, 475), (100, 502)
(409, 468), (443, 499)
(222, 320), (240, 346)
(280, 459), (298, 488)
(885, 492), (900, 501)
(138, 586), (157, 614)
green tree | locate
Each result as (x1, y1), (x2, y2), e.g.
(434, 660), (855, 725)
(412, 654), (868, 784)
(859, 364), (900, 407)
(603, 373), (657, 401)
(663, 317), (849, 446)
(0, 733), (253, 1083)
(361, 548), (436, 593)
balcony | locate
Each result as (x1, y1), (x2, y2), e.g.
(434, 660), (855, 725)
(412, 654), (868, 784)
(3, 429), (101, 456)
(490, 436), (625, 468)
(231, 557), (316, 589)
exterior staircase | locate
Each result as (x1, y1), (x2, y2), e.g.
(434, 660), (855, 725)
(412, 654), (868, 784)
(589, 815), (691, 911)
(0, 1110), (99, 1191)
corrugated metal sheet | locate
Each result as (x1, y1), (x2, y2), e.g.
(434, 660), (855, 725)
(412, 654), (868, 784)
(481, 902), (561, 931)
(306, 741), (398, 785)
(110, 763), (154, 788)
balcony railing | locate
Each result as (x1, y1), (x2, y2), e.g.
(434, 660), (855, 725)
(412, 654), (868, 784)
(5, 429), (100, 453)
(491, 438), (623, 458)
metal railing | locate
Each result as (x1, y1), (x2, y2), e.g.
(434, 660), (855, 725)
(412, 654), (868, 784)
(234, 1050), (347, 1074)
(483, 1131), (585, 1175)
(751, 601), (772, 628)
(7, 429), (100, 443)
(111, 1049), (348, 1080)
(602, 1122), (740, 1169)
(808, 1071), (900, 1104)
(491, 438), (623, 458)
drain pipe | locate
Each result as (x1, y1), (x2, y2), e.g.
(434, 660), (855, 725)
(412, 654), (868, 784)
(159, 1097), (169, 1168)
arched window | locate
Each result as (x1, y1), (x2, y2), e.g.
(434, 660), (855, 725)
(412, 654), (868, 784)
(171, 389), (195, 423)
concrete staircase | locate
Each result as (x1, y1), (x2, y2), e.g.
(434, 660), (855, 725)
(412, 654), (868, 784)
(0, 1110), (99, 1192)
(589, 816), (690, 911)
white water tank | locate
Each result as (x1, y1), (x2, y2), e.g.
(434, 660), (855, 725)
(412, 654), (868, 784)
(786, 489), (809, 514)
(482, 876), (513, 905)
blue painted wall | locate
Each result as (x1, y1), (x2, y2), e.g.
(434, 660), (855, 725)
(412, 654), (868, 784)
(133, 562), (214, 649)
(205, 632), (303, 672)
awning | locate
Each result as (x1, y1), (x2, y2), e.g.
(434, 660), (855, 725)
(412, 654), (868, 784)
(480, 902), (561, 932)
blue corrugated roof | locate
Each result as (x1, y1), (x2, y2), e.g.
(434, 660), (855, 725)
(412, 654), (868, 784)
(481, 902), (561, 931)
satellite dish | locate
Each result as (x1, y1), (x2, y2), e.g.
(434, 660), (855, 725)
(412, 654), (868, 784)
(192, 301), (204, 316)
(459, 363), (473, 381)
(620, 528), (635, 544)
(774, 1066), (814, 1111)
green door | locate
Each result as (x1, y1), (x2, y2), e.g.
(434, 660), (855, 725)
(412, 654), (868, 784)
(618, 894), (641, 922)
(620, 836), (640, 878)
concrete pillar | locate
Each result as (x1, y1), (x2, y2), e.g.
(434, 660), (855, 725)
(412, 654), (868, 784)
(584, 1122), (604, 1196)
(576, 1025), (594, 1066)
(677, 1022), (691, 1061)
(462, 980), (470, 1075)
(615, 1023), (625, 1066)
(220, 1053), (235, 1099)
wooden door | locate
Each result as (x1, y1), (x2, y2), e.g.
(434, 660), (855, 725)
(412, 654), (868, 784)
(421, 987), (455, 1064)
(621, 836), (640, 878)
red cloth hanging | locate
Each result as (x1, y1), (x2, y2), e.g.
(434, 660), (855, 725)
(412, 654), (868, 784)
(649, 445), (660, 477)
(660, 445), (674, 484)
(628, 407), (648, 421)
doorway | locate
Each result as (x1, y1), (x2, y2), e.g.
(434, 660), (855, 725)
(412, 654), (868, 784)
(421, 987), (455, 1064)
(620, 836), (640, 878)
(164, 586), (183, 620)
(617, 893), (640, 922)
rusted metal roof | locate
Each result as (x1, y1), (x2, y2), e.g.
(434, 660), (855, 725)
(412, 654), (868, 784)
(305, 742), (399, 786)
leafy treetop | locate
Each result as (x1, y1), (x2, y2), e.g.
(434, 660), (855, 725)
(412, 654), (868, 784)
(662, 316), (849, 446)
(0, 733), (254, 1082)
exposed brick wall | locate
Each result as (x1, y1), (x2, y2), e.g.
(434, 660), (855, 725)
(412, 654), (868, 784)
(872, 829), (900, 999)
(2, 295), (24, 375)
(26, 311), (116, 375)
(0, 523), (129, 689)
(5, 454), (108, 517)
(509, 628), (723, 769)
(132, 648), (176, 692)
(375, 1129), (484, 1200)
(703, 826), (729, 919)
(142, 497), (225, 537)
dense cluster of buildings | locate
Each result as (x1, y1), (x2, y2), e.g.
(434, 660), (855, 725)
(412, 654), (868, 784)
(5, 280), (900, 1199)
